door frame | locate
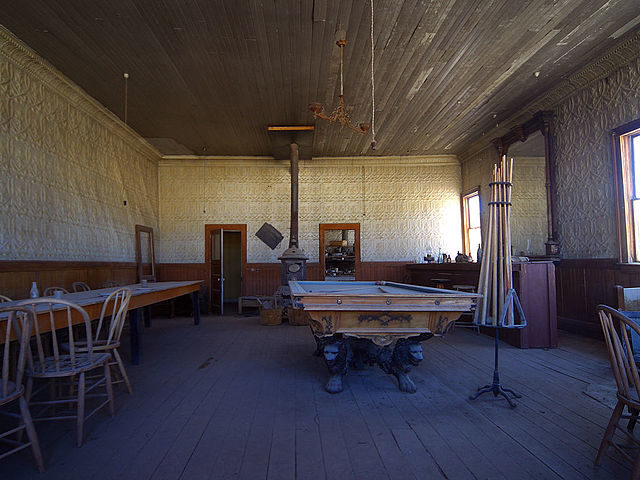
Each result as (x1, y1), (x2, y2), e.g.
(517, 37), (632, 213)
(204, 224), (247, 312)
(319, 223), (361, 281)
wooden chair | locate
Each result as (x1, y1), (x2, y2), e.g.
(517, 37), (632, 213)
(0, 306), (44, 471)
(42, 287), (69, 297)
(595, 305), (640, 478)
(72, 282), (90, 292)
(0, 295), (12, 303)
(16, 298), (114, 447)
(618, 286), (640, 311)
(64, 288), (133, 394)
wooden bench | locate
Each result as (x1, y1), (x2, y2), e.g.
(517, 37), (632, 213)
(238, 296), (272, 314)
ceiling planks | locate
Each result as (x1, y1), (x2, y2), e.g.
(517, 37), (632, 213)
(0, 0), (638, 157)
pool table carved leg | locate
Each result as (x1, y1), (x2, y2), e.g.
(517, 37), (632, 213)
(390, 343), (421, 393)
(322, 338), (352, 394)
(382, 338), (427, 393)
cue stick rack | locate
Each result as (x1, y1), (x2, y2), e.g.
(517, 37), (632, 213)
(470, 155), (527, 408)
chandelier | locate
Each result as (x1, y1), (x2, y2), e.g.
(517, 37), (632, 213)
(309, 0), (377, 149)
(309, 39), (371, 135)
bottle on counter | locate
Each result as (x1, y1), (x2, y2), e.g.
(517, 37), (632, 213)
(30, 281), (39, 298)
(476, 244), (482, 263)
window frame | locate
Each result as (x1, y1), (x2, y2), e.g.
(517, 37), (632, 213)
(612, 118), (640, 263)
(461, 186), (482, 259)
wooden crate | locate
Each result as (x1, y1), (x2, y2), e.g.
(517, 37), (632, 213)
(259, 306), (283, 326)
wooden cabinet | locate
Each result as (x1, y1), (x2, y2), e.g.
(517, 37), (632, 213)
(406, 261), (557, 348)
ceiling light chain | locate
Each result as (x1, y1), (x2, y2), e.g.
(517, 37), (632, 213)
(370, 0), (377, 150)
(123, 72), (129, 125)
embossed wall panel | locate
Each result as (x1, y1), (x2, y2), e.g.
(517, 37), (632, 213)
(554, 58), (640, 258)
(0, 31), (160, 261)
(158, 158), (462, 263)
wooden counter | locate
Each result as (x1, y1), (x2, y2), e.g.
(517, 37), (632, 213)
(406, 262), (557, 348)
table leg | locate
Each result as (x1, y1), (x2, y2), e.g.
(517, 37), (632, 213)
(192, 291), (200, 325)
(129, 308), (142, 365)
(144, 306), (152, 328)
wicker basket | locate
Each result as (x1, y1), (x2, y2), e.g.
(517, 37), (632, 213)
(287, 307), (309, 326)
(259, 306), (283, 326)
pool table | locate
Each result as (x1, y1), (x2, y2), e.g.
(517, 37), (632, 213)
(289, 280), (479, 393)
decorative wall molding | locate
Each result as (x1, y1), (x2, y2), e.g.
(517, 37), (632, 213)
(0, 25), (160, 162)
(0, 27), (160, 262)
(160, 155), (460, 168)
(461, 30), (640, 161)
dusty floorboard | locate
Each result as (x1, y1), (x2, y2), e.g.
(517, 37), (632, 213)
(1, 313), (633, 480)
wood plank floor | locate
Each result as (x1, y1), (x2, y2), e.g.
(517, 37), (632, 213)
(2, 313), (633, 480)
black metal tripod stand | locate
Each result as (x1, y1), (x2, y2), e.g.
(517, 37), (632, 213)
(469, 326), (521, 407)
(470, 288), (525, 408)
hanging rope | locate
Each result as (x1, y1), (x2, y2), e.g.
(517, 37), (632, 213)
(370, 0), (376, 150)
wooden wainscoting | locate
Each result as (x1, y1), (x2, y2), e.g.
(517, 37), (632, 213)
(555, 258), (640, 338)
(0, 261), (137, 300)
(359, 262), (411, 283)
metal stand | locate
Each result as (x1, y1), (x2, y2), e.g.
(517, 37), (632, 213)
(469, 326), (521, 407)
(470, 288), (526, 408)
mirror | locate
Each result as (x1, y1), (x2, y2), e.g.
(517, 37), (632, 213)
(508, 131), (548, 257)
(319, 223), (361, 281)
(493, 111), (558, 257)
(135, 225), (156, 282)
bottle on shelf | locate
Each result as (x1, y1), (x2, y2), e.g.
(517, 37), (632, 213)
(30, 281), (39, 298)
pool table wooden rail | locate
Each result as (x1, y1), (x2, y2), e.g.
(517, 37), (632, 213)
(290, 280), (480, 342)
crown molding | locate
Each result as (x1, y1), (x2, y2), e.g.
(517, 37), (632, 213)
(461, 29), (640, 159)
(160, 154), (460, 168)
(0, 25), (161, 162)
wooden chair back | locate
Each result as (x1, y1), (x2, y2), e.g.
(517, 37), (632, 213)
(598, 305), (640, 404)
(0, 295), (12, 303)
(617, 285), (640, 311)
(43, 286), (69, 297)
(95, 288), (131, 346)
(1, 306), (33, 400)
(16, 298), (94, 375)
(72, 282), (90, 292)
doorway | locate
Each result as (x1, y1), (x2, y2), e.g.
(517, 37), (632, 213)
(319, 223), (361, 281)
(205, 224), (247, 314)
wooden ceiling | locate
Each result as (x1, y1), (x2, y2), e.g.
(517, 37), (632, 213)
(1, 0), (639, 157)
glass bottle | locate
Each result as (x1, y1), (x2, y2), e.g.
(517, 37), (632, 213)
(30, 281), (39, 298)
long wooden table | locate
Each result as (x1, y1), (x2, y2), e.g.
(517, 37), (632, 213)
(0, 281), (202, 365)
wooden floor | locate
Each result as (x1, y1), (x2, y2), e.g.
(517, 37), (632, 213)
(2, 313), (633, 480)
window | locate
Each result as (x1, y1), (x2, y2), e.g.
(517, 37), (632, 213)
(613, 118), (640, 262)
(462, 188), (482, 261)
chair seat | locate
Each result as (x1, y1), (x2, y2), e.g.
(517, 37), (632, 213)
(27, 352), (111, 378)
(61, 341), (120, 353)
(0, 380), (24, 405)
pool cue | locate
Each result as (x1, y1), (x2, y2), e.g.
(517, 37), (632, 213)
(491, 164), (498, 325)
(505, 158), (514, 326)
(475, 177), (492, 326)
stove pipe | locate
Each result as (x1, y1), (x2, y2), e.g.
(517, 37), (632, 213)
(278, 142), (308, 287)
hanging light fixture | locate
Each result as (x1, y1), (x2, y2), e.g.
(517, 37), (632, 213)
(309, 0), (377, 149)
(309, 38), (370, 135)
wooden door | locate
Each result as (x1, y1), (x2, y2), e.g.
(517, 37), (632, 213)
(205, 224), (247, 314)
(210, 228), (223, 314)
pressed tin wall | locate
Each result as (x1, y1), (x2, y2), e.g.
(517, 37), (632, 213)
(157, 156), (463, 264)
(0, 28), (159, 262)
(553, 56), (640, 259)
